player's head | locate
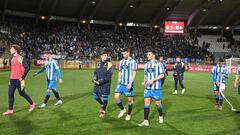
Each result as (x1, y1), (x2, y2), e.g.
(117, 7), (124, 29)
(43, 51), (52, 60)
(219, 58), (225, 66)
(10, 44), (21, 55)
(100, 49), (108, 62)
(122, 48), (130, 59)
(159, 56), (164, 62)
(147, 49), (157, 61)
(176, 56), (181, 63)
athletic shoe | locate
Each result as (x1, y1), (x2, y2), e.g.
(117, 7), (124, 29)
(98, 107), (103, 114)
(38, 103), (46, 108)
(117, 108), (126, 118)
(29, 102), (36, 112)
(54, 100), (63, 106)
(138, 120), (149, 127)
(181, 89), (185, 94)
(99, 111), (105, 118)
(172, 90), (178, 95)
(159, 116), (163, 123)
(219, 106), (223, 111)
(125, 114), (131, 121)
(2, 109), (14, 116)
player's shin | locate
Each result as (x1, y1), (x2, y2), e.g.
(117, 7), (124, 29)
(117, 99), (124, 110)
(128, 104), (133, 115)
(44, 91), (51, 104)
(93, 94), (103, 106)
(219, 95), (223, 106)
(52, 90), (61, 100)
(102, 95), (108, 111)
(157, 105), (163, 116)
(144, 105), (150, 120)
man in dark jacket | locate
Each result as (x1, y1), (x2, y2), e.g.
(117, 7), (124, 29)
(92, 49), (113, 117)
(172, 56), (185, 95)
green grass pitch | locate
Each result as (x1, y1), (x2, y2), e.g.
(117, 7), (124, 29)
(0, 69), (240, 135)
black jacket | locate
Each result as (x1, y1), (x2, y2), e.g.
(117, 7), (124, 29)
(93, 60), (113, 90)
(173, 62), (185, 80)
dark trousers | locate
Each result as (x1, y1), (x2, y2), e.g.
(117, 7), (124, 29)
(8, 79), (33, 110)
(174, 79), (185, 90)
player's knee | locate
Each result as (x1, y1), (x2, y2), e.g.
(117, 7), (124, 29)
(93, 94), (99, 100)
(114, 93), (120, 100)
(128, 97), (133, 104)
(19, 91), (26, 97)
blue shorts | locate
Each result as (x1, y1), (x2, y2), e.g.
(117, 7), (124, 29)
(115, 84), (134, 97)
(93, 88), (110, 97)
(213, 84), (219, 91)
(144, 89), (162, 100)
(47, 80), (57, 91)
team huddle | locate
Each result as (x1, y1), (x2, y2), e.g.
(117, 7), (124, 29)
(2, 44), (240, 127)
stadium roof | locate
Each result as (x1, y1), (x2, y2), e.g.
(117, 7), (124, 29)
(1, 0), (240, 27)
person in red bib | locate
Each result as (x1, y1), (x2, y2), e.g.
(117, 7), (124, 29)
(2, 44), (36, 116)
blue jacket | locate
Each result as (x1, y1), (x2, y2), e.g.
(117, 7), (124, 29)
(93, 61), (113, 90)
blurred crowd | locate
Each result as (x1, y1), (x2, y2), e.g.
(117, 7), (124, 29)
(0, 21), (211, 63)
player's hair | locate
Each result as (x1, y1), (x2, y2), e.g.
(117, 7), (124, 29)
(44, 51), (51, 55)
(122, 47), (130, 53)
(147, 49), (157, 56)
(11, 44), (21, 54)
(219, 58), (224, 62)
(176, 56), (181, 59)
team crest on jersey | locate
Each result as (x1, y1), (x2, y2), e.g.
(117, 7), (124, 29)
(122, 64), (128, 69)
(147, 67), (155, 73)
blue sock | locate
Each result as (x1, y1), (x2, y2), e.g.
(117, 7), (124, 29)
(144, 105), (150, 120)
(127, 104), (133, 115)
(219, 96), (223, 106)
(215, 95), (219, 104)
(157, 105), (163, 116)
(117, 99), (124, 110)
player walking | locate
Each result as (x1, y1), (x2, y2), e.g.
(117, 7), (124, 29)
(138, 50), (165, 126)
(115, 48), (137, 120)
(34, 51), (63, 108)
(3, 45), (36, 116)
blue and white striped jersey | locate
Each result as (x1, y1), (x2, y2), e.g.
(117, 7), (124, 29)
(144, 60), (164, 90)
(236, 67), (240, 75)
(119, 57), (137, 85)
(211, 65), (229, 84)
(37, 59), (62, 81)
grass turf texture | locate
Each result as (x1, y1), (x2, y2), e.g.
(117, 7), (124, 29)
(0, 69), (240, 135)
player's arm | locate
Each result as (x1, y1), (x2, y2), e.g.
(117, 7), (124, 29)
(18, 57), (29, 80)
(20, 58), (30, 80)
(224, 68), (230, 79)
(127, 62), (137, 89)
(141, 64), (147, 87)
(55, 62), (63, 83)
(98, 62), (113, 85)
(117, 61), (122, 84)
(234, 74), (239, 88)
(117, 71), (122, 84)
(147, 63), (165, 86)
(211, 67), (216, 82)
(34, 66), (46, 77)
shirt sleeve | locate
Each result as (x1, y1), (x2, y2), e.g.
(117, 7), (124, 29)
(19, 57), (30, 80)
(211, 66), (216, 82)
(53, 61), (62, 79)
(158, 62), (164, 74)
(132, 60), (137, 71)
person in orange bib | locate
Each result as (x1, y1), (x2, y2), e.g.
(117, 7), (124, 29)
(2, 44), (36, 116)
